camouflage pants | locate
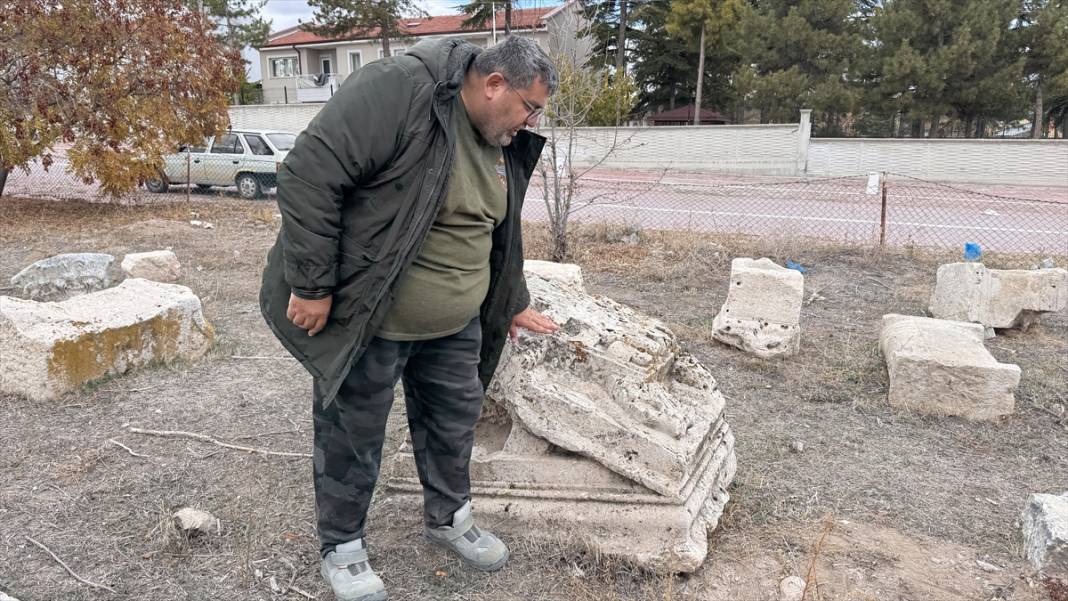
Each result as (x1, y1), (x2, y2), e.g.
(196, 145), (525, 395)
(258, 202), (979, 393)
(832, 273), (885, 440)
(312, 317), (484, 555)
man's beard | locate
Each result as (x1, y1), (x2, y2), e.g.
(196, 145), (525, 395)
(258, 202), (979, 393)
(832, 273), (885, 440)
(476, 115), (516, 147)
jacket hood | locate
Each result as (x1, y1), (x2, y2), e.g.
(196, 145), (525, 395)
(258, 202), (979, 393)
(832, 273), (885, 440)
(406, 37), (481, 99)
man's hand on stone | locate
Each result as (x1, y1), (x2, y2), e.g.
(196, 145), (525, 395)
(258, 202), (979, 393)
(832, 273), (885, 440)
(509, 307), (559, 342)
(287, 293), (332, 336)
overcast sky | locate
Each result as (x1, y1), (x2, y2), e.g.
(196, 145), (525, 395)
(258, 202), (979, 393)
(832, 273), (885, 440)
(243, 0), (552, 81)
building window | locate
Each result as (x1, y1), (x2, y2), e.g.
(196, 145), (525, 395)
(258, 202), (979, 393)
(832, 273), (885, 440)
(378, 47), (405, 59)
(269, 57), (298, 78)
(348, 51), (362, 73)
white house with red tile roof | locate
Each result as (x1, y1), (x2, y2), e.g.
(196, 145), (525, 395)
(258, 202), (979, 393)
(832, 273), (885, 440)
(255, 2), (589, 104)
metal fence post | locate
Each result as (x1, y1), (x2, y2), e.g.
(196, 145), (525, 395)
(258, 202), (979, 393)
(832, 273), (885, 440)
(284, 86), (288, 104)
(879, 172), (888, 248)
(186, 152), (191, 203)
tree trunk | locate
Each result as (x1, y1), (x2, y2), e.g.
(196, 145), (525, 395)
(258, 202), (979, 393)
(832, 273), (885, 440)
(974, 118), (984, 139)
(381, 28), (391, 57)
(693, 23), (706, 126)
(910, 118), (922, 138)
(0, 168), (8, 198)
(1032, 83), (1043, 139)
(504, 1), (512, 35)
(615, 0), (627, 73)
(670, 86), (677, 111)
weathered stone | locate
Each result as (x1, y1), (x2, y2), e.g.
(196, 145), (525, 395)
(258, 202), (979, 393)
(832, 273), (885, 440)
(173, 507), (220, 535)
(388, 270), (736, 573)
(0, 279), (214, 401)
(929, 263), (1068, 332)
(121, 250), (181, 282)
(778, 576), (806, 601)
(1022, 491), (1068, 574)
(879, 314), (1020, 420)
(712, 258), (803, 358)
(9, 253), (115, 301)
(0, 592), (22, 601)
(522, 260), (584, 290)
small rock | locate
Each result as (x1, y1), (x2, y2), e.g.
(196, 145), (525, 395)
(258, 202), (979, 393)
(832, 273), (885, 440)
(976, 558), (1002, 572)
(268, 576), (281, 593)
(779, 575), (806, 601)
(173, 507), (220, 535)
(1, 592), (24, 601)
(1033, 257), (1056, 270)
(790, 441), (805, 453)
(121, 250), (181, 282)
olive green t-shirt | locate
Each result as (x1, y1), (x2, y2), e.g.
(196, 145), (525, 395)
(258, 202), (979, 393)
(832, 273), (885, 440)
(376, 94), (506, 341)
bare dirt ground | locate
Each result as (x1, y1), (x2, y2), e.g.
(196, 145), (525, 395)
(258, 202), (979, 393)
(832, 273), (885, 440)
(0, 197), (1065, 601)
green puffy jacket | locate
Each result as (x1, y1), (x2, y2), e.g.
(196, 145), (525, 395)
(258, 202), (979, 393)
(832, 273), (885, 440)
(259, 38), (545, 406)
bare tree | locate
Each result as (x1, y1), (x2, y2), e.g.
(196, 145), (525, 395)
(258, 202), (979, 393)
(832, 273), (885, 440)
(536, 6), (642, 261)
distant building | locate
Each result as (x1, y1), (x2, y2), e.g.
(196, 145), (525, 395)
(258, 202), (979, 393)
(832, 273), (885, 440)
(255, 2), (589, 104)
(646, 106), (730, 126)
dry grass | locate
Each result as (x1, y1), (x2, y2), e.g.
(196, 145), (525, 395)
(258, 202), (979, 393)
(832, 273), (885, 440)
(0, 198), (1063, 600)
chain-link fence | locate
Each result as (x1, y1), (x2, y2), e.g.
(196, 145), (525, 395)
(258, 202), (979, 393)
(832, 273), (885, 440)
(4, 155), (1065, 256)
(525, 172), (1067, 256)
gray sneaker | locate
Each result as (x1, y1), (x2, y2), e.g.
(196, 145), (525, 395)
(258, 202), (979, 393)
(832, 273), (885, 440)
(424, 501), (509, 572)
(320, 538), (387, 601)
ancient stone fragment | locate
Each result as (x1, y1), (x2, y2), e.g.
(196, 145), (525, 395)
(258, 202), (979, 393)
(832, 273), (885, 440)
(1022, 491), (1068, 575)
(712, 258), (804, 358)
(388, 263), (736, 573)
(929, 263), (1067, 333)
(879, 314), (1020, 420)
(9, 253), (115, 301)
(121, 250), (181, 282)
(1, 279), (214, 400)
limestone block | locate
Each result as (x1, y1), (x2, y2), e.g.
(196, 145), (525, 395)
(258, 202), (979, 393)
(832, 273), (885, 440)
(387, 269), (736, 573)
(929, 263), (1068, 331)
(9, 253), (114, 301)
(121, 250), (181, 282)
(1, 279), (214, 401)
(1022, 491), (1068, 574)
(879, 314), (1020, 420)
(522, 260), (584, 290)
(712, 258), (803, 358)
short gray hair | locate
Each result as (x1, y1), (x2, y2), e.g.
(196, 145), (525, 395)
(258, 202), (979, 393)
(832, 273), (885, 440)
(473, 36), (558, 95)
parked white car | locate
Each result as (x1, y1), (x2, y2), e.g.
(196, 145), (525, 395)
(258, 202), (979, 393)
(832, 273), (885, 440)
(145, 129), (296, 199)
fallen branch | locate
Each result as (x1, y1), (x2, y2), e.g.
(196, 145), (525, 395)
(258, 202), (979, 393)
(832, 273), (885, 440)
(802, 516), (835, 601)
(125, 427), (311, 459)
(25, 536), (117, 594)
(107, 438), (150, 458)
(289, 585), (316, 599)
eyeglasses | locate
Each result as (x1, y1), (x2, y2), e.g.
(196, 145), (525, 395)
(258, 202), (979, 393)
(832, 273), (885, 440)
(508, 86), (544, 123)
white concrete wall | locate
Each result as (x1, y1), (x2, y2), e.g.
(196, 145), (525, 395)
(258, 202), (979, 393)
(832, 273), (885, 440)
(562, 125), (803, 175)
(229, 104), (324, 134)
(808, 138), (1068, 186)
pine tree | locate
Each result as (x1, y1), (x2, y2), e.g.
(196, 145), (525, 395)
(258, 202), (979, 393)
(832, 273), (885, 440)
(457, 0), (512, 36)
(1015, 0), (1068, 138)
(868, 0), (1025, 137)
(195, 0), (270, 53)
(667, 0), (747, 124)
(733, 0), (863, 134)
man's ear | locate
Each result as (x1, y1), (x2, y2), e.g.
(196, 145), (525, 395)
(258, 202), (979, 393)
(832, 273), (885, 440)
(484, 72), (508, 99)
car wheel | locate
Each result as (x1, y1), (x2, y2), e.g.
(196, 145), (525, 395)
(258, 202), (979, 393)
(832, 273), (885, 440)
(236, 173), (264, 199)
(145, 175), (169, 193)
